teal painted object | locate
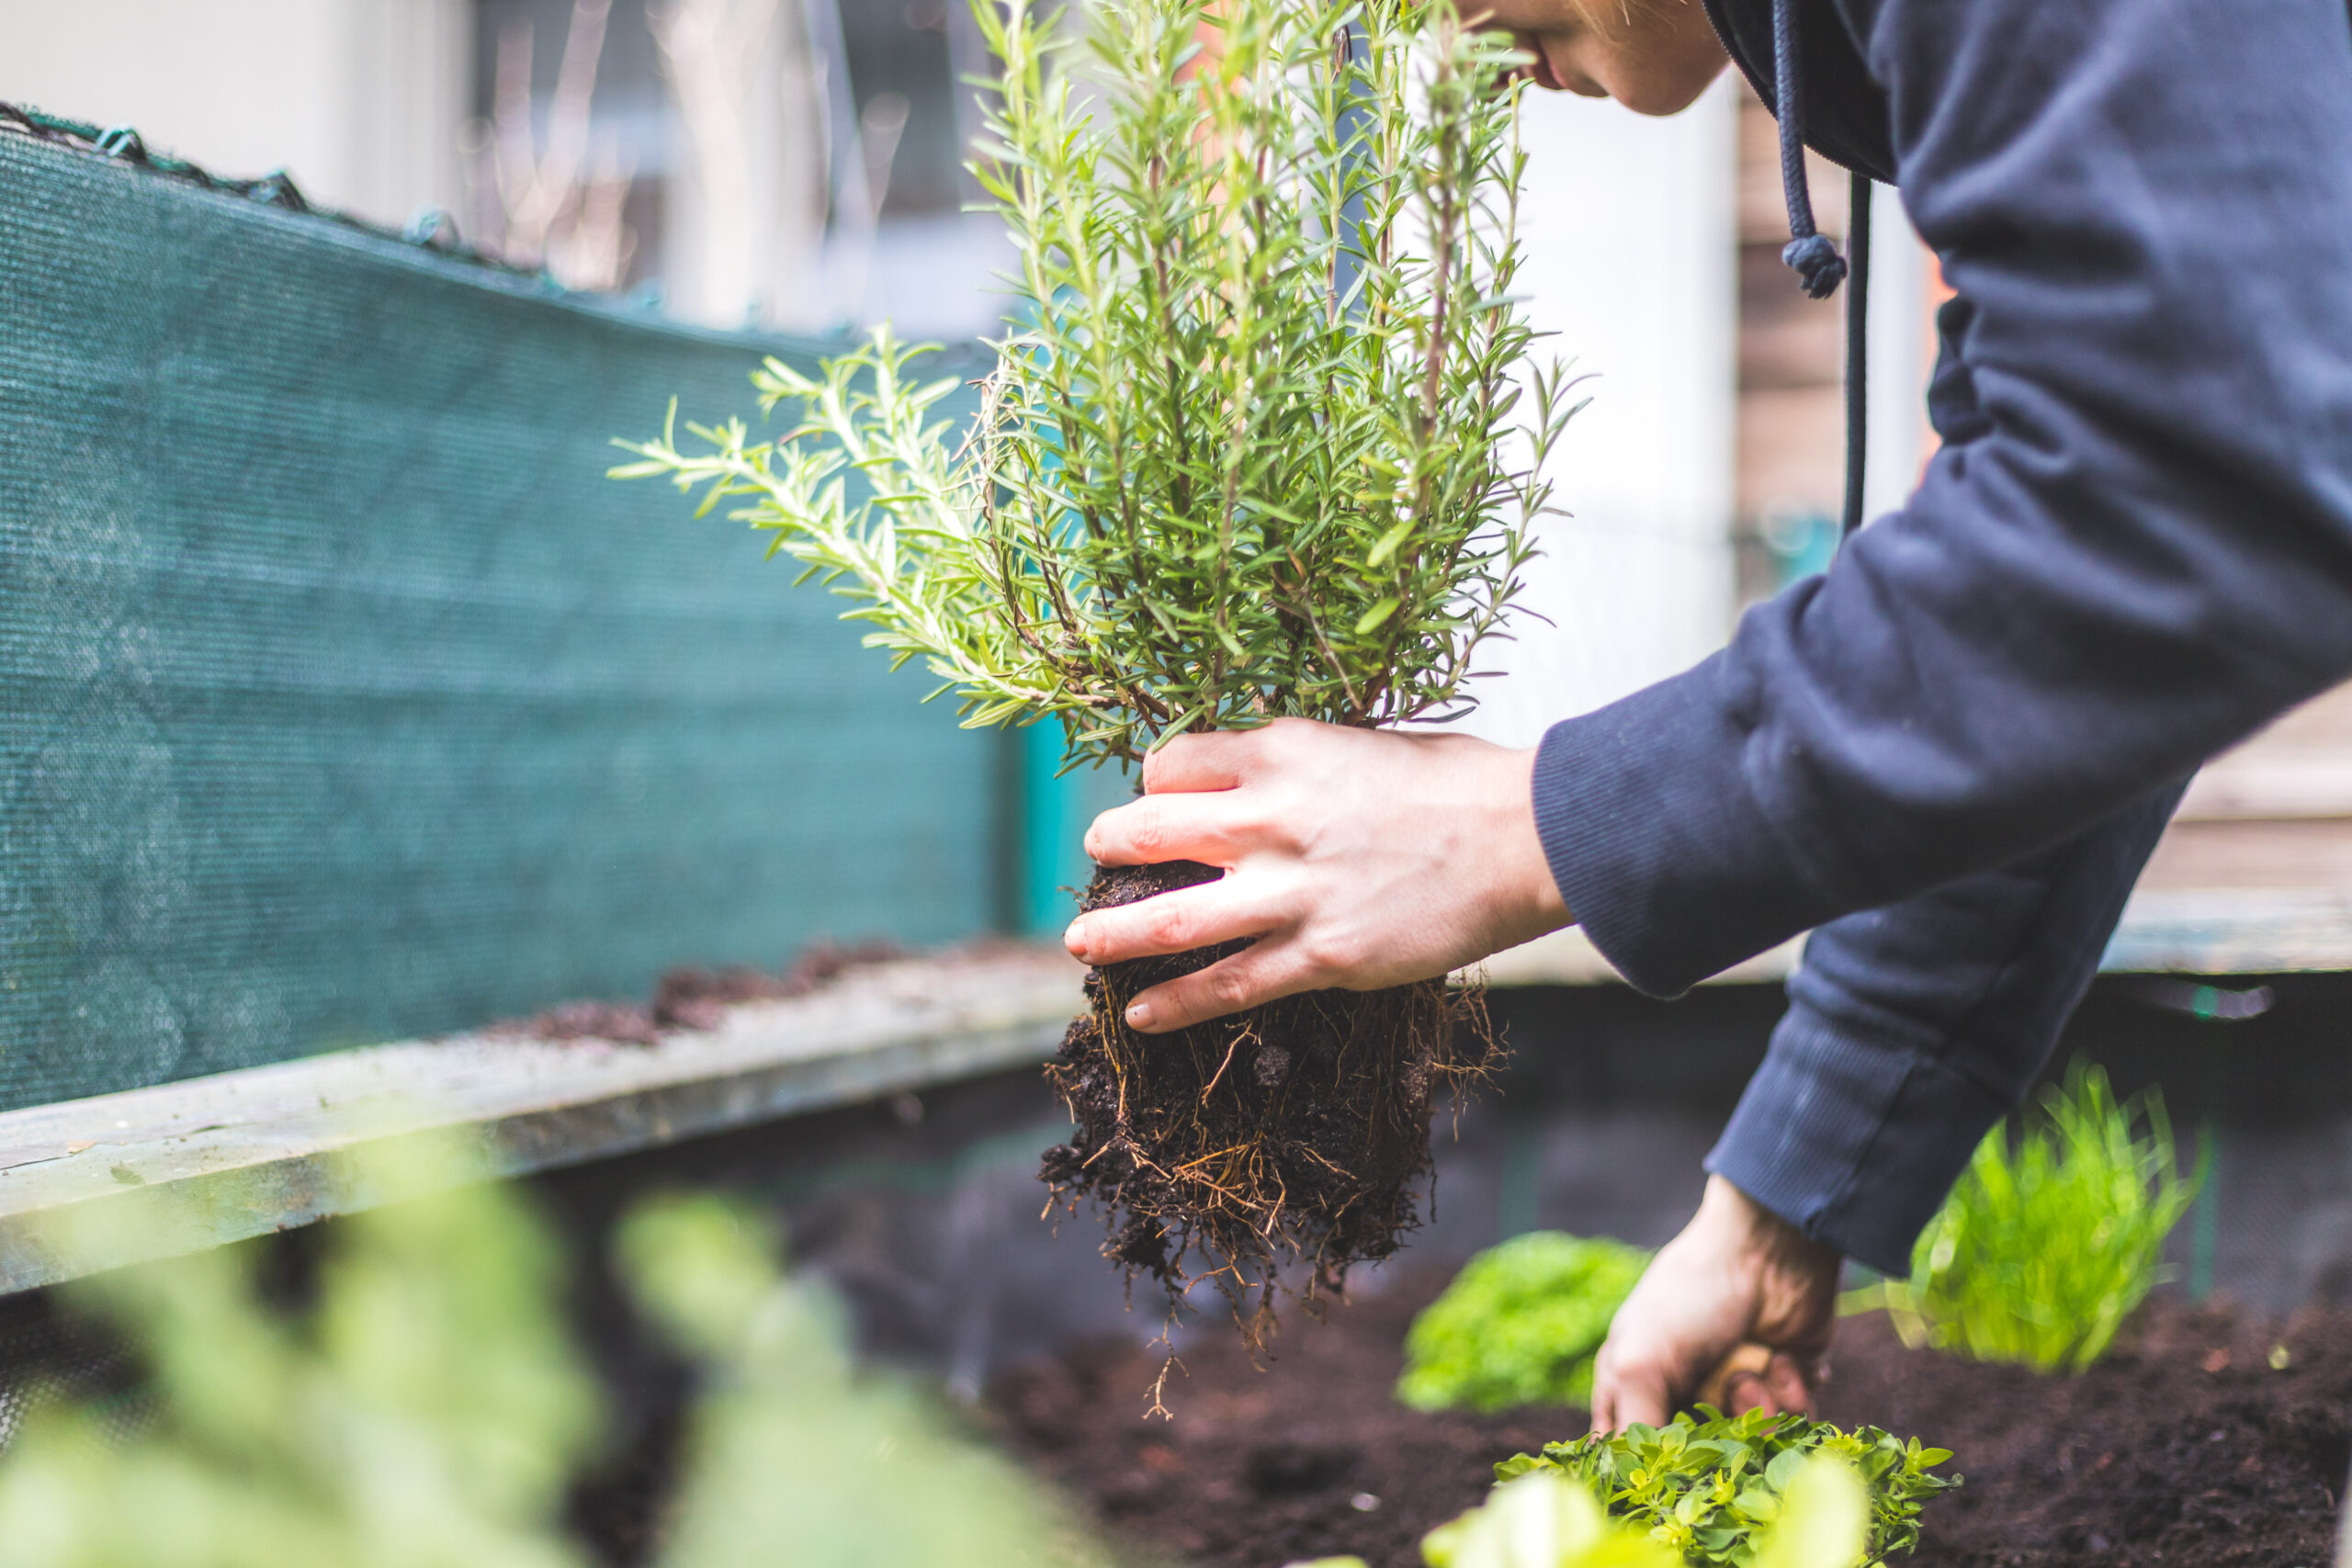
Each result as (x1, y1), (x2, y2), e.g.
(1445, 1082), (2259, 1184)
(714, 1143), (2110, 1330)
(1017, 724), (1133, 936)
(2188, 1118), (2220, 1302)
(0, 131), (1001, 1111)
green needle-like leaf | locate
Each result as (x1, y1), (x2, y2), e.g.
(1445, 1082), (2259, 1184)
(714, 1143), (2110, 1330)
(613, 0), (1567, 770)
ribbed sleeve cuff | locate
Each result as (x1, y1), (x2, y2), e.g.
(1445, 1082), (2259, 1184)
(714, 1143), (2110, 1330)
(1704, 1005), (2011, 1276)
(1531, 656), (1840, 998)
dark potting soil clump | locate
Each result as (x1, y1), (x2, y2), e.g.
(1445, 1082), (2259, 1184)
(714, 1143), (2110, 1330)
(989, 1270), (2352, 1568)
(1039, 862), (1498, 1351)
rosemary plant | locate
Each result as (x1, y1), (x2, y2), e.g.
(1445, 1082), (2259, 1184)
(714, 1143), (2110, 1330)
(613, 0), (1569, 769)
(615, 0), (1566, 1353)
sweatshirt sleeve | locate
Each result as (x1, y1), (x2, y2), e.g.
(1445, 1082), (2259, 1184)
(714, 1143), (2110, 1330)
(1704, 782), (2183, 1274)
(1533, 0), (2352, 998)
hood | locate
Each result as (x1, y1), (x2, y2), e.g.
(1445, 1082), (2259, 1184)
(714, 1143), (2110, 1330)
(1701, 0), (1897, 185)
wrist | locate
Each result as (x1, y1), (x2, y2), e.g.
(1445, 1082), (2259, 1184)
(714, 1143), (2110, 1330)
(1696, 1175), (1838, 1280)
(1486, 743), (1571, 940)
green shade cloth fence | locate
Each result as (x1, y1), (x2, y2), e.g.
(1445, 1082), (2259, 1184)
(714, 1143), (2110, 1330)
(0, 127), (1010, 1113)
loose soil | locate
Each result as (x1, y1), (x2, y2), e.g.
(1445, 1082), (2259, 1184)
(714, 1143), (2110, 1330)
(1041, 863), (1495, 1348)
(491, 938), (913, 1045)
(989, 1269), (2352, 1568)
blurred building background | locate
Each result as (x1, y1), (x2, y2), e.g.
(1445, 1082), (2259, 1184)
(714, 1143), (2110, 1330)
(5, 0), (2346, 969)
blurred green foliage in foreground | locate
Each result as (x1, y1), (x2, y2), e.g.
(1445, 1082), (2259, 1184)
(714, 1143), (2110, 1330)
(0, 1138), (1104, 1568)
(1846, 1060), (2203, 1373)
(1290, 1447), (1872, 1568)
(1396, 1232), (1651, 1412)
(0, 1138), (1904, 1568)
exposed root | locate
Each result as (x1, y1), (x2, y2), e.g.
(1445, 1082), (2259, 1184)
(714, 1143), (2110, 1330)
(1038, 861), (1501, 1383)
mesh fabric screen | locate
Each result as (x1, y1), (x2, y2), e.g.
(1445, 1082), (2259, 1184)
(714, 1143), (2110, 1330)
(0, 132), (1000, 1113)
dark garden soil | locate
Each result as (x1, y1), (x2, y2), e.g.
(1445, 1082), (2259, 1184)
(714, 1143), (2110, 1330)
(492, 939), (915, 1044)
(1042, 863), (1496, 1347)
(988, 1269), (2352, 1568)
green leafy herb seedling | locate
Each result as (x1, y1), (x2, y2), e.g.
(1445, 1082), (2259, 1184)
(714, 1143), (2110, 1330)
(1846, 1059), (2204, 1373)
(613, 0), (1569, 1347)
(1397, 1231), (1651, 1412)
(1499, 1408), (1960, 1567)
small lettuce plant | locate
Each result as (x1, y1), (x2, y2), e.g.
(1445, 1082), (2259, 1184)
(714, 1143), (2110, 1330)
(1500, 1409), (1959, 1567)
(1397, 1231), (1651, 1411)
(1846, 1059), (2204, 1372)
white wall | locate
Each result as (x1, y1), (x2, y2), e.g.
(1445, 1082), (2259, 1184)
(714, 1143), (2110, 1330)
(1862, 178), (1932, 524)
(0, 0), (469, 229)
(1455, 78), (1740, 750)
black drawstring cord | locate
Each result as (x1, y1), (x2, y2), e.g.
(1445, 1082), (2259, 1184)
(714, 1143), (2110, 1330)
(1842, 166), (1871, 537)
(1769, 0), (1871, 538)
(1771, 0), (1846, 299)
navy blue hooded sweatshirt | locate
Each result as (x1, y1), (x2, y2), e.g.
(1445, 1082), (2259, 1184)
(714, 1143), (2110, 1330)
(1528, 0), (2352, 1273)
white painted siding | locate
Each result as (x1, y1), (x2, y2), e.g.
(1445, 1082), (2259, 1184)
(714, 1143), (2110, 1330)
(0, 0), (469, 229)
(1456, 78), (1740, 750)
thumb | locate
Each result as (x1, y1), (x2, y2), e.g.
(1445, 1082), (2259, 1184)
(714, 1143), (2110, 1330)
(1762, 1349), (1819, 1417)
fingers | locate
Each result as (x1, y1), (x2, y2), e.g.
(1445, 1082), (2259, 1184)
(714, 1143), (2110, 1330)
(1137, 716), (1345, 795)
(1694, 1341), (1774, 1411)
(1715, 1354), (1815, 1418)
(1762, 1349), (1818, 1416)
(1701, 1345), (1816, 1420)
(1084, 791), (1266, 868)
(1589, 1347), (1670, 1435)
(1064, 874), (1287, 969)
(1139, 728), (1265, 795)
(1120, 942), (1320, 1033)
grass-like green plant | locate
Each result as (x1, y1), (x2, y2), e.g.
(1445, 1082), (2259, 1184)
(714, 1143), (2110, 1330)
(0, 1139), (1104, 1568)
(612, 0), (1569, 770)
(1499, 1410), (1959, 1568)
(1396, 1231), (1651, 1412)
(1845, 1059), (2204, 1374)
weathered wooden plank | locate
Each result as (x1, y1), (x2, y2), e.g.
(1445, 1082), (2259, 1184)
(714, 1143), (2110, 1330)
(1479, 882), (2352, 987)
(7, 869), (2348, 1296)
(2138, 818), (2352, 892)
(2177, 683), (2352, 820)
(2099, 887), (2352, 976)
(0, 950), (1086, 1295)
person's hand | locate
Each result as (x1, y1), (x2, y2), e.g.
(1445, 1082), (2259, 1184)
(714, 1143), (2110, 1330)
(1061, 718), (1571, 1033)
(1589, 1176), (1842, 1433)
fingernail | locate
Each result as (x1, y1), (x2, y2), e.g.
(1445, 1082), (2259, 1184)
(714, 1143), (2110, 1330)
(1125, 999), (1155, 1030)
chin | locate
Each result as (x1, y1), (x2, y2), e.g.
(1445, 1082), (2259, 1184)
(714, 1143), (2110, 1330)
(1604, 63), (1725, 117)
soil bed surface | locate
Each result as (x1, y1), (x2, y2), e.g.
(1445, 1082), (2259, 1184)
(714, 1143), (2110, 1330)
(988, 1270), (2352, 1568)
